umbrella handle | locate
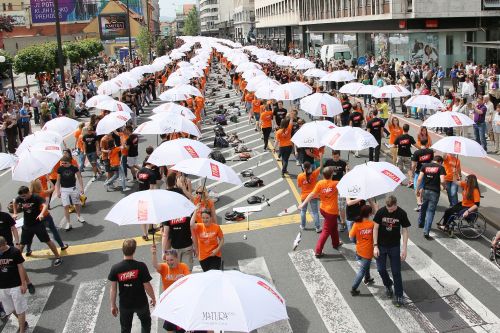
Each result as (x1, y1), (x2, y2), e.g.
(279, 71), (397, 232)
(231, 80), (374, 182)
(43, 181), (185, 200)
(202, 176), (207, 191)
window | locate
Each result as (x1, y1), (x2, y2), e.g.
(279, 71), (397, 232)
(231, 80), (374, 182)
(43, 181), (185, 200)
(2, 4), (6, 11)
(407, 0), (413, 12)
(334, 51), (352, 60)
(8, 3), (13, 10)
(446, 35), (454, 55)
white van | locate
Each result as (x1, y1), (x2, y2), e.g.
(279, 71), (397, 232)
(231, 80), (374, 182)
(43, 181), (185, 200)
(320, 44), (353, 66)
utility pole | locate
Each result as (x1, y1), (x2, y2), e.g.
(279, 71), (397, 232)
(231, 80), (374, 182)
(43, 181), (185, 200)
(53, 0), (66, 90)
(126, 0), (133, 69)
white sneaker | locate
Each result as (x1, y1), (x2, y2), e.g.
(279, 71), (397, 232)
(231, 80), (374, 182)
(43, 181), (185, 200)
(122, 187), (132, 192)
(299, 225), (304, 230)
(77, 216), (86, 223)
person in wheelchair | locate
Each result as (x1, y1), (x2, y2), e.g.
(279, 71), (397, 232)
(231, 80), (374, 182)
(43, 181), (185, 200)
(492, 231), (500, 249)
(438, 174), (480, 231)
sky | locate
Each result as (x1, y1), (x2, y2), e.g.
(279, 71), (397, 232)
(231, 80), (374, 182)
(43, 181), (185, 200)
(160, 0), (197, 21)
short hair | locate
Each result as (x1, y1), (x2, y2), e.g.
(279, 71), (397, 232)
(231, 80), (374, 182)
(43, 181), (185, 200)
(201, 208), (212, 216)
(125, 125), (134, 132)
(372, 109), (378, 116)
(322, 166), (334, 180)
(164, 249), (178, 258)
(434, 155), (443, 164)
(61, 155), (72, 163)
(403, 124), (410, 132)
(0, 236), (6, 247)
(332, 150), (341, 156)
(385, 195), (397, 207)
(146, 146), (154, 155)
(166, 172), (176, 187)
(18, 186), (30, 195)
(122, 239), (137, 256)
(359, 205), (373, 220)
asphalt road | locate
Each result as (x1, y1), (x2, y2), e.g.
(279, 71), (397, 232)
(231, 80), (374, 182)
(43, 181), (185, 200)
(1, 69), (500, 333)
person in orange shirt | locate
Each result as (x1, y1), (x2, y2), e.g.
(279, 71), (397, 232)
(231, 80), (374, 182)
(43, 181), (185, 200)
(417, 126), (432, 148)
(104, 142), (126, 192)
(194, 95), (205, 125)
(440, 174), (480, 231)
(297, 160), (323, 232)
(388, 116), (403, 165)
(233, 74), (240, 94)
(192, 187), (216, 224)
(443, 153), (462, 206)
(190, 205), (224, 272)
(259, 104), (274, 150)
(244, 91), (255, 122)
(348, 205), (375, 295)
(74, 123), (86, 172)
(299, 166), (342, 257)
(274, 117), (294, 176)
(252, 98), (262, 131)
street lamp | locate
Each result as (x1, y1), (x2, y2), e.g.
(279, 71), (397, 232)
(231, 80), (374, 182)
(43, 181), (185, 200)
(0, 55), (15, 93)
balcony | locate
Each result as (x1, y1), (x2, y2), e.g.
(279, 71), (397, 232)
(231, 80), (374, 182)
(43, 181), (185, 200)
(483, 0), (500, 8)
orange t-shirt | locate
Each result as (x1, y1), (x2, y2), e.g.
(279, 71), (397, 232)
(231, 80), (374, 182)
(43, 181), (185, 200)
(193, 197), (215, 224)
(119, 133), (129, 156)
(312, 179), (339, 214)
(460, 181), (480, 207)
(193, 223), (223, 261)
(297, 168), (321, 201)
(260, 110), (273, 128)
(38, 175), (48, 191)
(349, 220), (375, 259)
(74, 129), (84, 151)
(388, 124), (403, 145)
(109, 147), (121, 167)
(443, 155), (461, 182)
(252, 99), (262, 113)
(276, 122), (293, 147)
(157, 262), (190, 291)
(244, 92), (254, 102)
(194, 96), (204, 112)
(239, 80), (247, 92)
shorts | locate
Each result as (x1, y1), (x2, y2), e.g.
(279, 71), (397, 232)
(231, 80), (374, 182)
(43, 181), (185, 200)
(254, 113), (260, 121)
(102, 159), (111, 172)
(163, 320), (185, 332)
(397, 156), (411, 173)
(0, 286), (28, 315)
(127, 156), (138, 167)
(21, 223), (50, 245)
(338, 196), (346, 211)
(61, 187), (80, 207)
(86, 152), (97, 163)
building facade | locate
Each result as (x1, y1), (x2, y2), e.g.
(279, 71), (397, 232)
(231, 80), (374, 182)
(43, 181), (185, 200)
(233, 0), (255, 44)
(200, 0), (234, 37)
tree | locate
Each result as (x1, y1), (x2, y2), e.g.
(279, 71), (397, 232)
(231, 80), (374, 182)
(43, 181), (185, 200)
(183, 7), (200, 36)
(13, 45), (48, 75)
(136, 27), (153, 62)
(0, 49), (13, 79)
(156, 38), (166, 57)
(64, 42), (84, 65)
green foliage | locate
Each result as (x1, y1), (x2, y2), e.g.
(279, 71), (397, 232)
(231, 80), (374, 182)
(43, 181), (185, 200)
(156, 38), (166, 57)
(183, 7), (200, 36)
(13, 44), (48, 75)
(0, 49), (14, 79)
(136, 27), (153, 62)
(64, 39), (103, 64)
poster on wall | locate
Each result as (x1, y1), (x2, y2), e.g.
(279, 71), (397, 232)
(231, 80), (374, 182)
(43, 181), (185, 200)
(99, 13), (128, 41)
(409, 33), (439, 65)
(374, 33), (388, 60)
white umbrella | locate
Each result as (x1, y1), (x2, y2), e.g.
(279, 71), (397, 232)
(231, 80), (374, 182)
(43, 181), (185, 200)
(292, 58), (315, 70)
(159, 91), (190, 102)
(42, 117), (80, 138)
(291, 121), (336, 148)
(404, 95), (445, 110)
(177, 61), (191, 68)
(165, 73), (191, 87)
(134, 115), (201, 137)
(160, 84), (202, 101)
(235, 62), (262, 73)
(85, 94), (114, 108)
(97, 81), (120, 95)
(112, 75), (139, 90)
(171, 158), (241, 185)
(431, 136), (487, 158)
(256, 58), (270, 64)
(242, 69), (266, 81)
(148, 139), (212, 166)
(372, 85), (411, 99)
(0, 153), (17, 170)
(170, 51), (185, 60)
(320, 70), (356, 82)
(17, 130), (63, 155)
(12, 143), (63, 183)
(299, 93), (343, 117)
(422, 111), (475, 128)
(355, 84), (379, 96)
(153, 270), (288, 332)
(303, 68), (328, 78)
(337, 162), (406, 199)
(255, 80), (281, 100)
(96, 112), (131, 136)
(339, 82), (364, 95)
(246, 76), (272, 92)
(150, 108), (195, 121)
(271, 82), (312, 101)
(178, 66), (204, 78)
(152, 103), (194, 116)
(129, 66), (148, 80)
(274, 55), (293, 67)
(46, 91), (60, 101)
(95, 100), (132, 113)
(322, 126), (379, 151)
(105, 189), (195, 226)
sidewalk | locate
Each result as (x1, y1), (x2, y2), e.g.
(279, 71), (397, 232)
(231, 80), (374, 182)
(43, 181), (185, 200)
(1, 73), (39, 92)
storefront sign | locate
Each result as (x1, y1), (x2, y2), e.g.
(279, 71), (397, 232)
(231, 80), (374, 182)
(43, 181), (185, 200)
(99, 13), (129, 41)
(6, 11), (28, 26)
(425, 19), (439, 28)
(399, 20), (407, 29)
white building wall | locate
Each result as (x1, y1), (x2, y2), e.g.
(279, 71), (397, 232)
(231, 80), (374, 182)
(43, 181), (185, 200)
(255, 0), (300, 28)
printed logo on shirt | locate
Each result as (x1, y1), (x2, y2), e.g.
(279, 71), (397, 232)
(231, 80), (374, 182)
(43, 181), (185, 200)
(137, 172), (149, 181)
(321, 103), (327, 115)
(419, 154), (432, 162)
(399, 138), (410, 145)
(183, 146), (199, 158)
(138, 200), (148, 221)
(117, 269), (139, 282)
(381, 217), (399, 231)
(454, 140), (462, 153)
(257, 280), (284, 304)
(353, 115), (361, 121)
(451, 115), (462, 125)
(169, 217), (188, 225)
(371, 121), (382, 128)
(210, 163), (220, 178)
(381, 169), (401, 183)
(424, 166), (440, 174)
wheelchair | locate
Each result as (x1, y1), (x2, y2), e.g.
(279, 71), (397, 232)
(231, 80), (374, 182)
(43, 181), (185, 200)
(491, 241), (500, 268)
(438, 210), (486, 239)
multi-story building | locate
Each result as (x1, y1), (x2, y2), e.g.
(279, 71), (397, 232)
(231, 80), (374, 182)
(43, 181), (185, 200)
(200, 0), (234, 37)
(233, 0), (255, 44)
(175, 3), (196, 35)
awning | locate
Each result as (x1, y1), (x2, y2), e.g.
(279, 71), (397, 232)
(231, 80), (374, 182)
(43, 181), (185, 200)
(463, 41), (500, 49)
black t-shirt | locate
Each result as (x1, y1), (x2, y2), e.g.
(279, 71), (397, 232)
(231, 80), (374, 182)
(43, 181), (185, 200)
(57, 165), (79, 188)
(137, 168), (157, 191)
(341, 101), (352, 117)
(108, 259), (152, 309)
(15, 194), (44, 227)
(373, 206), (411, 247)
(83, 133), (98, 154)
(349, 111), (364, 127)
(165, 217), (192, 249)
(0, 211), (16, 246)
(421, 162), (445, 192)
(346, 199), (366, 222)
(273, 108), (287, 126)
(367, 117), (384, 141)
(394, 134), (416, 157)
(411, 148), (434, 173)
(323, 159), (347, 181)
(0, 246), (25, 289)
(126, 134), (139, 157)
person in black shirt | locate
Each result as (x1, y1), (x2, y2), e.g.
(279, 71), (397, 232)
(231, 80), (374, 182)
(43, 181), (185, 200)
(13, 186), (62, 266)
(108, 239), (155, 333)
(394, 124), (416, 186)
(125, 126), (140, 180)
(373, 195), (410, 307)
(416, 155), (446, 239)
(340, 96), (352, 127)
(55, 155), (85, 231)
(323, 150), (349, 231)
(273, 101), (287, 127)
(411, 138), (434, 211)
(0, 205), (19, 247)
(82, 126), (102, 180)
(366, 109), (384, 162)
(349, 109), (364, 128)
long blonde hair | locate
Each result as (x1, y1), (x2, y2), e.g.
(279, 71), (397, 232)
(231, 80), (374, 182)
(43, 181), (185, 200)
(29, 179), (43, 195)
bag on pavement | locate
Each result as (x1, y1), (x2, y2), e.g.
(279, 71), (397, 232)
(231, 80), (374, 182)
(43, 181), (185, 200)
(225, 211), (246, 221)
(244, 176), (264, 187)
(214, 136), (229, 148)
(209, 151), (226, 164)
(247, 196), (263, 204)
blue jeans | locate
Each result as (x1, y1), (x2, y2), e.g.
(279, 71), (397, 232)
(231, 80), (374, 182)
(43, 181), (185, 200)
(352, 255), (372, 290)
(446, 181), (459, 207)
(376, 245), (403, 297)
(418, 189), (440, 235)
(473, 122), (487, 151)
(300, 198), (320, 229)
(44, 215), (64, 247)
(77, 150), (85, 172)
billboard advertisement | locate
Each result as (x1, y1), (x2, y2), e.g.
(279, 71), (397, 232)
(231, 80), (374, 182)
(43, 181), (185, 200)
(99, 13), (128, 41)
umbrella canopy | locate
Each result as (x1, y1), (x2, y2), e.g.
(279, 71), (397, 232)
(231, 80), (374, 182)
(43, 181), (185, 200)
(0, 153), (17, 170)
(112, 75), (139, 90)
(12, 143), (63, 182)
(97, 81), (120, 95)
(271, 82), (312, 100)
(17, 130), (63, 155)
(242, 69), (266, 81)
(291, 121), (336, 148)
(152, 103), (194, 116)
(85, 94), (114, 108)
(95, 100), (132, 113)
(256, 58), (270, 64)
(303, 68), (328, 78)
(134, 115), (201, 137)
(42, 117), (80, 138)
(148, 139), (212, 166)
(422, 111), (475, 128)
(292, 58), (315, 70)
(96, 112), (131, 136)
(322, 126), (379, 151)
(150, 108), (195, 121)
(105, 190), (195, 226)
(171, 158), (241, 185)
(372, 85), (411, 99)
(299, 93), (342, 117)
(431, 136), (487, 158)
(339, 82), (364, 95)
(235, 62), (262, 73)
(255, 80), (281, 100)
(167, 84), (202, 96)
(246, 76), (272, 92)
(152, 270), (288, 333)
(320, 70), (356, 82)
(355, 84), (379, 96)
(337, 162), (406, 199)
(274, 55), (293, 67)
(165, 73), (191, 87)
(404, 95), (445, 110)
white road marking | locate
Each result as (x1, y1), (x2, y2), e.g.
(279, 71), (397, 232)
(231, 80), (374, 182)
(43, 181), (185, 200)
(0, 168), (11, 177)
(217, 167), (277, 196)
(289, 249), (366, 333)
(131, 273), (160, 333)
(238, 257), (293, 333)
(278, 204), (298, 217)
(220, 137), (262, 155)
(61, 280), (106, 333)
